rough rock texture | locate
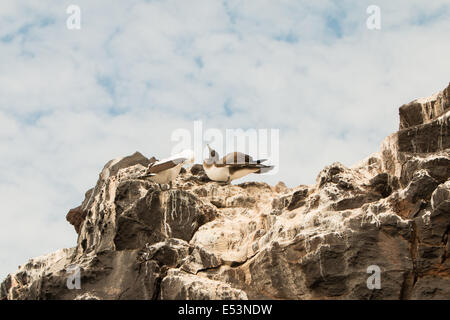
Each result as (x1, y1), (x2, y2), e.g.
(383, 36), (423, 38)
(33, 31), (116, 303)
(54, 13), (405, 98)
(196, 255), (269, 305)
(1, 84), (449, 300)
(399, 84), (449, 130)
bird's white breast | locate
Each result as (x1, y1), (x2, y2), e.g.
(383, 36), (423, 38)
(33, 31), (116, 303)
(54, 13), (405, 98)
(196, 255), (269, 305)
(149, 163), (183, 184)
(204, 165), (230, 182)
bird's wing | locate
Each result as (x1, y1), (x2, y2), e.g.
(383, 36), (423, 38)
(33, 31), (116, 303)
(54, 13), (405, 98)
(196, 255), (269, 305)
(147, 157), (187, 174)
(227, 163), (274, 177)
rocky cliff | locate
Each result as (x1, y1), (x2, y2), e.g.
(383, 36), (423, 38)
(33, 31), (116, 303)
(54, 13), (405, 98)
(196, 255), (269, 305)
(1, 84), (449, 300)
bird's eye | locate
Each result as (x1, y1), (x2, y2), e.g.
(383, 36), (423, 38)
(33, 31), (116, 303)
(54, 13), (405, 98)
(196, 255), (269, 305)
(211, 151), (215, 157)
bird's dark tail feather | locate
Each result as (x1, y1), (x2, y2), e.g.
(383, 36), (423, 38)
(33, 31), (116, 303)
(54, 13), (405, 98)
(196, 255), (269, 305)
(139, 173), (156, 179)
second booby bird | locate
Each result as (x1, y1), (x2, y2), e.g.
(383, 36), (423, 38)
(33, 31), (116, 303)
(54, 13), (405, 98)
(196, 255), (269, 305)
(203, 145), (274, 184)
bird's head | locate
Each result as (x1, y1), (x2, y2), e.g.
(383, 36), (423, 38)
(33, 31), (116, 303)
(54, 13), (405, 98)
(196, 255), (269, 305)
(206, 144), (219, 163)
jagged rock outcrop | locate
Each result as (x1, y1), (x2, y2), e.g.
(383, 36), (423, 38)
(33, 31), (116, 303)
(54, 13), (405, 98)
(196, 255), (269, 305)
(1, 84), (449, 300)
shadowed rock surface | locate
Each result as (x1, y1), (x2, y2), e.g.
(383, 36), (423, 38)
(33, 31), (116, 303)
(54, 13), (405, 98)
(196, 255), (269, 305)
(1, 84), (449, 300)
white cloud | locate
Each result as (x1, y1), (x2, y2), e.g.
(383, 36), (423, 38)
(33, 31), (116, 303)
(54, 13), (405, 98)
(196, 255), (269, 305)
(1, 0), (450, 280)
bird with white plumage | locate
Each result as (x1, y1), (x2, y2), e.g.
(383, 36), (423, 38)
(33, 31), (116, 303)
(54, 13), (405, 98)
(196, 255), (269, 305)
(141, 149), (195, 189)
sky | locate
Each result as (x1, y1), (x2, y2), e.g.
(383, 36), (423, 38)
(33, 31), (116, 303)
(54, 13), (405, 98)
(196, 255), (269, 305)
(1, 0), (450, 281)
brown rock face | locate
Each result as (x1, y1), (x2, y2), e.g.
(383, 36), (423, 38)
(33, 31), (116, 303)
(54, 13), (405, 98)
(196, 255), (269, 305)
(1, 85), (449, 300)
(399, 83), (450, 130)
(66, 206), (86, 234)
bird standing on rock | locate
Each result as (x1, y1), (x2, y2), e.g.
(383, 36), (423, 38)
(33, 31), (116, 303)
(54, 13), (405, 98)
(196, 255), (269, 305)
(141, 150), (194, 189)
(203, 144), (274, 184)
